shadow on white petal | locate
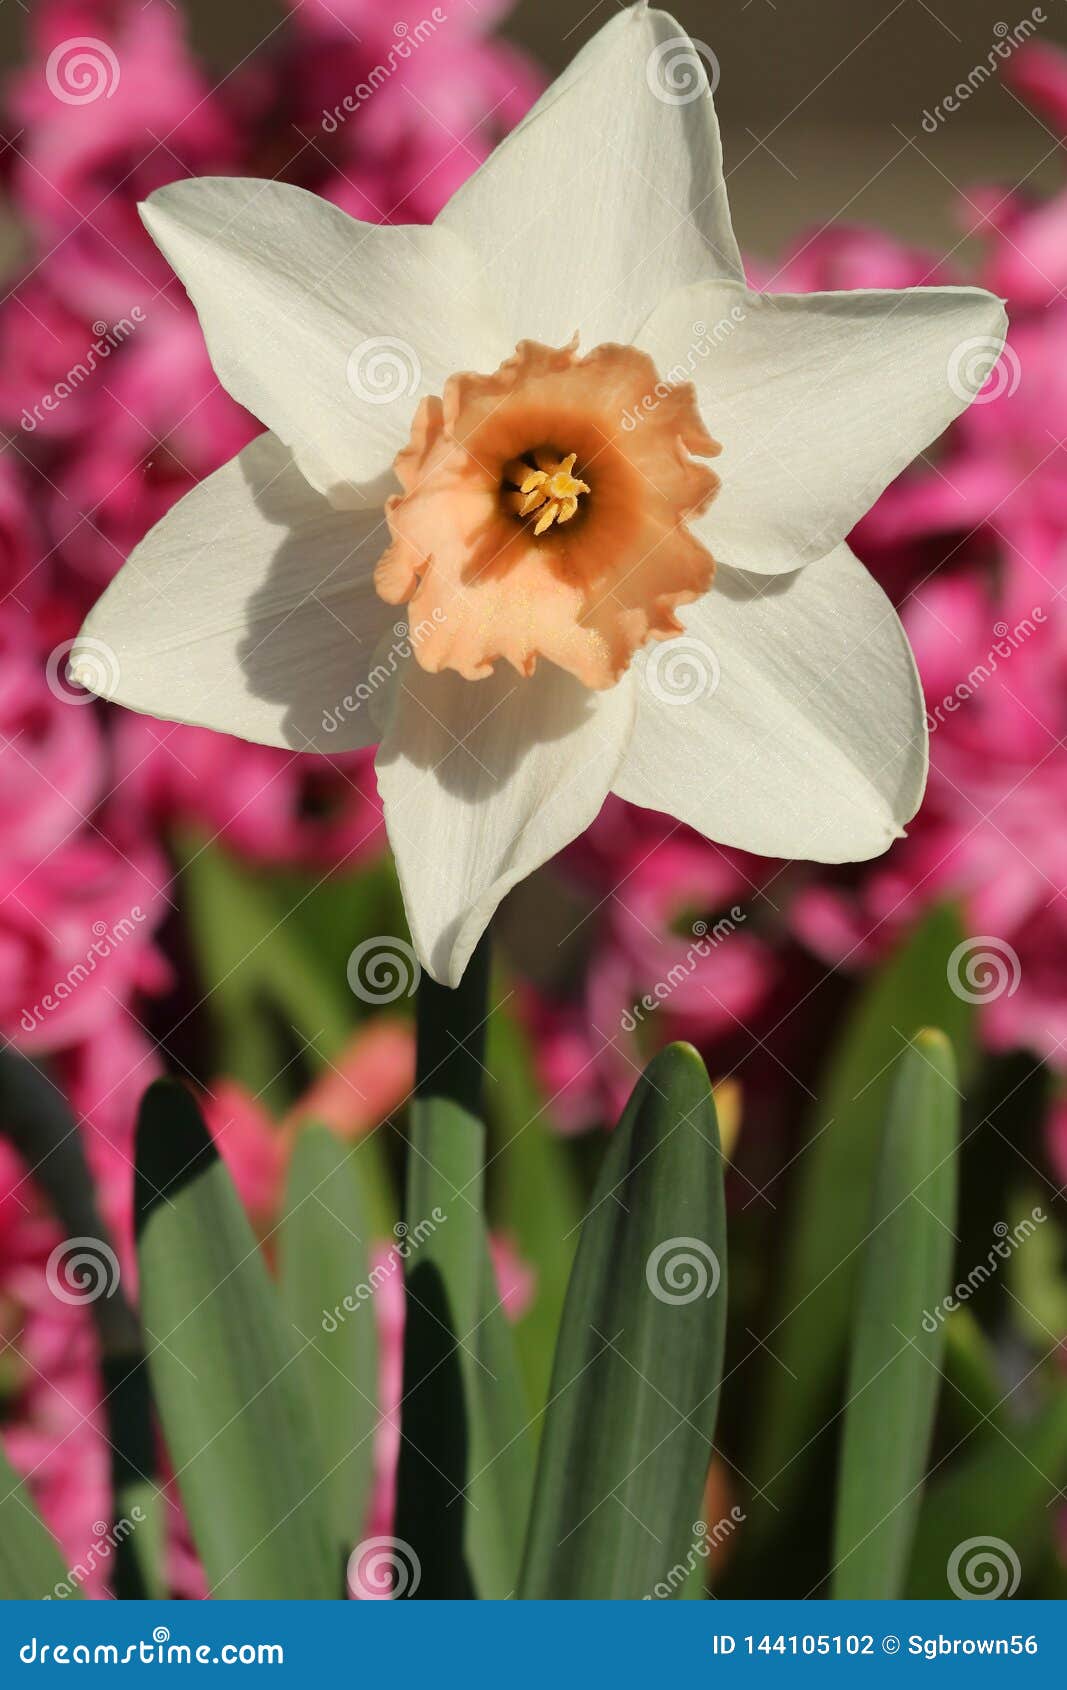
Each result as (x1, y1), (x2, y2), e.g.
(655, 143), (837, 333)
(376, 658), (636, 983)
(235, 444), (396, 752)
(375, 660), (598, 796)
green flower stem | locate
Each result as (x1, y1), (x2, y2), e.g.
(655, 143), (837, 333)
(395, 931), (533, 1597)
(413, 934), (492, 1128)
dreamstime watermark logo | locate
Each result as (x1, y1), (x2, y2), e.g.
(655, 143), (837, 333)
(347, 1535), (421, 1599)
(921, 11), (1046, 131)
(346, 936), (421, 1003)
(44, 1511), (145, 1600)
(620, 309), (747, 432)
(947, 936), (1021, 1005)
(646, 1237), (721, 1304)
(621, 910), (745, 1032)
(321, 612), (446, 734)
(346, 337), (421, 404)
(45, 37), (120, 105)
(45, 1237), (121, 1306)
(646, 35), (719, 103)
(21, 908), (147, 1034)
(642, 636), (720, 705)
(921, 1210), (1045, 1332)
(926, 609), (1045, 731)
(322, 12), (447, 130)
(947, 337), (1021, 405)
(19, 1631), (284, 1665)
(322, 1211), (446, 1332)
(46, 636), (120, 705)
(644, 1509), (746, 1598)
(947, 1536), (1021, 1599)
(20, 310), (146, 431)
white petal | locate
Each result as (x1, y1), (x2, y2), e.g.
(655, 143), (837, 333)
(376, 661), (637, 985)
(141, 178), (511, 504)
(74, 432), (399, 752)
(638, 279), (1008, 574)
(438, 6), (741, 349)
(613, 545), (927, 862)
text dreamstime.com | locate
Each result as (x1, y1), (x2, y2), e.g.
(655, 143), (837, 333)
(921, 1208), (1046, 1332)
(926, 609), (1046, 732)
(19, 1636), (284, 1666)
(19, 309), (147, 431)
(621, 908), (746, 1033)
(921, 10), (1046, 131)
(321, 12), (448, 131)
(620, 305), (747, 432)
(320, 611), (445, 734)
(644, 1507), (746, 1598)
(321, 1208), (446, 1331)
(20, 908), (147, 1034)
(44, 1510), (144, 1600)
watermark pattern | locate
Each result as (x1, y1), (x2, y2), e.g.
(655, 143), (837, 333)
(21, 909), (147, 1034)
(20, 1631), (284, 1665)
(644, 1509), (746, 1598)
(646, 35), (720, 103)
(346, 936), (421, 1003)
(921, 1210), (1045, 1332)
(322, 13), (447, 130)
(643, 636), (720, 705)
(621, 910), (746, 1032)
(947, 337), (1022, 405)
(947, 936), (1021, 1005)
(347, 1535), (422, 1599)
(48, 636), (121, 704)
(45, 38), (120, 105)
(921, 12), (1046, 131)
(320, 613), (446, 735)
(347, 337), (421, 405)
(646, 1237), (721, 1305)
(44, 1511), (145, 1600)
(620, 310), (747, 432)
(45, 1237), (121, 1306)
(19, 311), (146, 432)
(947, 1535), (1022, 1599)
(926, 609), (1045, 731)
(321, 1211), (446, 1332)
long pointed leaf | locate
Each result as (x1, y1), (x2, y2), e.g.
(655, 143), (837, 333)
(177, 838), (352, 1098)
(747, 906), (973, 1544)
(279, 1124), (379, 1559)
(135, 1080), (337, 1599)
(1, 1050), (162, 1598)
(519, 1043), (727, 1599)
(485, 995), (583, 1418)
(906, 1389), (1067, 1597)
(832, 1030), (959, 1597)
(0, 1439), (78, 1599)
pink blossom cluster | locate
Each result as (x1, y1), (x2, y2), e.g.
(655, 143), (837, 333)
(785, 49), (1067, 1076)
(0, 0), (539, 1595)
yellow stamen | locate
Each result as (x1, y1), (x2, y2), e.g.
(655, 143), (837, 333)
(503, 458), (547, 498)
(504, 449), (590, 534)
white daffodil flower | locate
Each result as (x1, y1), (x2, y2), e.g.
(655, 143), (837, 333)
(74, 4), (1007, 987)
